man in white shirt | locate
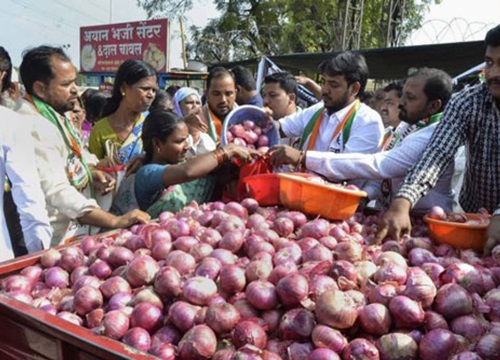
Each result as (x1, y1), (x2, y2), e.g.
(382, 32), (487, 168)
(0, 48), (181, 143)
(0, 106), (52, 260)
(18, 45), (150, 245)
(270, 67), (455, 214)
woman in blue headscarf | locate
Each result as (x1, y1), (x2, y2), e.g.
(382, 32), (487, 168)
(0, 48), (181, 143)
(173, 87), (202, 117)
(173, 87), (216, 156)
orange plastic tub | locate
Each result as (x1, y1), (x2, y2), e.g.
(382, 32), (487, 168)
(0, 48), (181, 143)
(423, 213), (489, 252)
(277, 173), (367, 220)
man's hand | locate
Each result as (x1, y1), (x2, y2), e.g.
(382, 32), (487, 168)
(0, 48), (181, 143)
(224, 143), (259, 164)
(484, 214), (500, 256)
(267, 145), (301, 167)
(92, 169), (116, 195)
(114, 209), (151, 228)
(125, 156), (144, 177)
(184, 107), (208, 133)
(375, 198), (412, 243)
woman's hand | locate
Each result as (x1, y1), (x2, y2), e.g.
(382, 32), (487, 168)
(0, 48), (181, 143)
(125, 155), (145, 177)
(267, 145), (302, 167)
(184, 107), (208, 133)
(224, 143), (259, 164)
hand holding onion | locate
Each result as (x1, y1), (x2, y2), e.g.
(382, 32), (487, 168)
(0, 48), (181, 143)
(267, 145), (302, 167)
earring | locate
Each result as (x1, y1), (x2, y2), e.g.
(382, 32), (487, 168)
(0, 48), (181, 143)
(121, 92), (125, 97)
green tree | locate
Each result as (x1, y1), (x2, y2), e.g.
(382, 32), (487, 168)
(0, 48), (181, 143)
(137, 0), (440, 63)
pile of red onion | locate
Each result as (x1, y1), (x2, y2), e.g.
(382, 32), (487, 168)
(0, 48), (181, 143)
(2, 199), (500, 360)
(227, 120), (271, 153)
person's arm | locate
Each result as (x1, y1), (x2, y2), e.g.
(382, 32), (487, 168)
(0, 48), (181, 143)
(78, 208), (150, 230)
(162, 144), (256, 187)
(295, 75), (321, 100)
(6, 123), (52, 253)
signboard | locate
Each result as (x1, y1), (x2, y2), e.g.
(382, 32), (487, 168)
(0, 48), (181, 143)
(80, 19), (169, 74)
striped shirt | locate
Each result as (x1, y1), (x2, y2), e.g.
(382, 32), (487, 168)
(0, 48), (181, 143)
(397, 83), (500, 213)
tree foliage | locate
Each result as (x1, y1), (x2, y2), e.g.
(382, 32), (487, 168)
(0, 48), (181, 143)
(137, 0), (440, 63)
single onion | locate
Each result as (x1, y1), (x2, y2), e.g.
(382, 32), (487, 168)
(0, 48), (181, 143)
(182, 276), (217, 305)
(107, 292), (133, 311)
(99, 276), (131, 299)
(173, 236), (199, 252)
(428, 206), (447, 220)
(358, 303), (391, 335)
(246, 280), (278, 310)
(130, 302), (163, 334)
(1, 275), (32, 293)
(434, 283), (473, 320)
(279, 308), (316, 341)
(57, 311), (83, 326)
(168, 301), (201, 333)
(20, 265), (43, 285)
(132, 287), (163, 309)
(376, 251), (408, 269)
(154, 266), (182, 299)
(332, 242), (362, 262)
(107, 246), (134, 268)
(419, 329), (459, 360)
(232, 320), (267, 349)
(311, 325), (347, 353)
(450, 315), (486, 339)
(219, 265), (246, 294)
(122, 327), (151, 352)
(276, 273), (309, 308)
(476, 333), (500, 360)
(86, 308), (104, 328)
(164, 250), (196, 275)
(404, 266), (437, 309)
(178, 324), (217, 360)
(73, 285), (103, 316)
(376, 332), (418, 360)
(44, 267), (70, 289)
(307, 348), (340, 360)
(219, 230), (245, 253)
(245, 260), (273, 282)
(342, 338), (379, 360)
(389, 295), (425, 328)
(262, 309), (283, 334)
(425, 310), (449, 331)
(151, 325), (182, 347)
(205, 302), (240, 335)
(102, 310), (130, 339)
(273, 217), (295, 237)
(299, 219), (330, 239)
(88, 260), (112, 280)
(40, 248), (61, 268)
(315, 290), (358, 329)
(195, 257), (222, 280)
(241, 198), (259, 213)
(125, 255), (159, 288)
(374, 263), (407, 285)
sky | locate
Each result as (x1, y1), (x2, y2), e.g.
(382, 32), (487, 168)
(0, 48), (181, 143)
(1, 0), (498, 69)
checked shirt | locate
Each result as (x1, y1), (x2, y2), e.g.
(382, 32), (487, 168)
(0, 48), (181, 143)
(397, 82), (500, 213)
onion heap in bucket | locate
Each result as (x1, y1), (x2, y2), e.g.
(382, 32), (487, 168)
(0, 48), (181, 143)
(227, 119), (272, 154)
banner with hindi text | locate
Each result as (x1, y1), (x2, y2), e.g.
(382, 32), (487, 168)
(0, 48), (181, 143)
(79, 19), (169, 73)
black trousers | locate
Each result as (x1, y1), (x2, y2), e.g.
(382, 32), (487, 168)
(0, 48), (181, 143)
(4, 191), (28, 257)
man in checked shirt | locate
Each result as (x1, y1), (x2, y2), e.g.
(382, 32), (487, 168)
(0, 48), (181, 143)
(377, 24), (500, 255)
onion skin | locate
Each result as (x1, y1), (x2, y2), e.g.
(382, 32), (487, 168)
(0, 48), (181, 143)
(279, 308), (316, 342)
(182, 276), (218, 306)
(358, 303), (392, 336)
(102, 310), (130, 339)
(246, 280), (278, 310)
(315, 290), (358, 330)
(389, 296), (425, 329)
(342, 338), (379, 360)
(419, 329), (458, 360)
(99, 276), (131, 299)
(476, 334), (500, 360)
(433, 283), (473, 320)
(73, 286), (103, 316)
(276, 273), (309, 308)
(232, 320), (268, 349)
(205, 302), (241, 336)
(130, 302), (163, 334)
(376, 332), (418, 360)
(307, 348), (341, 360)
(122, 327), (151, 352)
(311, 325), (347, 353)
(125, 255), (159, 288)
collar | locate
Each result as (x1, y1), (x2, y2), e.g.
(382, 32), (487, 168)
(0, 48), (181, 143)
(325, 99), (358, 120)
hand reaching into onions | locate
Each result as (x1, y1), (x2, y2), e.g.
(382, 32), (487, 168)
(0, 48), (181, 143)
(375, 198), (412, 243)
(485, 215), (500, 256)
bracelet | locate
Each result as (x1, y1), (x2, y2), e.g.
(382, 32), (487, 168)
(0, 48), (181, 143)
(212, 148), (228, 166)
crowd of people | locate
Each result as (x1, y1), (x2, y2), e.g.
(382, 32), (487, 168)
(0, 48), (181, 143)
(0, 23), (499, 262)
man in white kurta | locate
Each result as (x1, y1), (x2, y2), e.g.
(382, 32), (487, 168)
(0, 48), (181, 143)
(0, 106), (52, 260)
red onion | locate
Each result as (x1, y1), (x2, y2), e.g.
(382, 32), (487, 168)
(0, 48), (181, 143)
(273, 217), (295, 237)
(164, 218), (190, 239)
(154, 266), (182, 299)
(279, 308), (316, 341)
(173, 236), (199, 253)
(451, 352), (483, 360)
(232, 320), (268, 349)
(80, 236), (99, 255)
(297, 237), (320, 252)
(86, 308), (104, 328)
(303, 244), (333, 263)
(122, 327), (151, 352)
(58, 247), (85, 272)
(178, 324), (217, 360)
(262, 309), (283, 334)
(124, 235), (147, 252)
(194, 257), (222, 280)
(476, 334), (500, 360)
(224, 201), (248, 218)
(57, 311), (83, 326)
(376, 332), (418, 360)
(219, 265), (246, 294)
(182, 276), (217, 305)
(20, 265), (43, 285)
(151, 325), (181, 347)
(403, 267), (437, 308)
(381, 240), (403, 254)
(246, 260), (273, 282)
(1, 275), (32, 293)
(73, 285), (103, 316)
(276, 273), (309, 308)
(101, 310), (130, 340)
(212, 348), (235, 360)
(329, 225), (348, 241)
(278, 211), (307, 229)
(189, 243), (213, 262)
(367, 283), (398, 306)
(376, 251), (408, 269)
(374, 263), (407, 285)
(309, 275), (339, 300)
(315, 290), (358, 329)
(450, 315), (486, 339)
(311, 324), (347, 353)
(434, 283), (473, 320)
(307, 348), (340, 360)
(428, 205), (447, 220)
(248, 241), (276, 259)
(130, 302), (163, 334)
(274, 243), (302, 266)
(255, 229), (280, 244)
(108, 246), (134, 268)
(45, 267), (70, 289)
(70, 266), (89, 284)
(132, 287), (163, 309)
(331, 260), (357, 283)
(217, 216), (246, 235)
(318, 236), (338, 250)
(40, 248), (61, 268)
(205, 302), (240, 335)
(219, 230), (245, 253)
(425, 310), (449, 331)
(268, 262), (297, 285)
(389, 295), (425, 328)
(209, 248), (237, 265)
(168, 301), (201, 332)
(87, 260), (112, 280)
(199, 228), (222, 247)
(358, 303), (391, 335)
(408, 248), (438, 267)
(241, 198), (259, 213)
(233, 298), (259, 319)
(107, 292), (133, 311)
(288, 342), (314, 360)
(342, 338), (379, 360)
(333, 242), (362, 262)
(246, 280), (278, 310)
(124, 255), (159, 288)
(419, 329), (459, 360)
(300, 219), (330, 239)
(165, 250), (196, 275)
(99, 276), (131, 299)
(247, 214), (267, 230)
(151, 238), (172, 261)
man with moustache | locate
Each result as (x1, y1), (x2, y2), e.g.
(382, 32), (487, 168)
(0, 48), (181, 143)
(377, 25), (500, 255)
(269, 67), (454, 214)
(17, 45), (150, 245)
